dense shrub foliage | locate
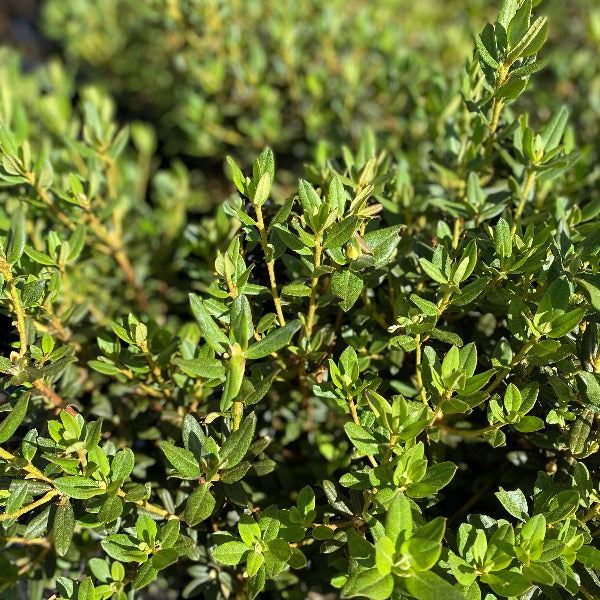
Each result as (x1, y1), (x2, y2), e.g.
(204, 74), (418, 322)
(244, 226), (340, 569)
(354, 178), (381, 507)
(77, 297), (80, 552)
(1, 1), (600, 599)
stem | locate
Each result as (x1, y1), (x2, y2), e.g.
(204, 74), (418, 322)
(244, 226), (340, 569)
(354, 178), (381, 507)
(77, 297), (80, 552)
(485, 64), (508, 157)
(32, 380), (64, 408)
(255, 205), (285, 326)
(306, 236), (323, 338)
(232, 401), (243, 431)
(1, 262), (27, 357)
(485, 338), (537, 397)
(139, 341), (166, 386)
(116, 489), (177, 519)
(0, 447), (54, 483)
(511, 170), (536, 235)
(0, 490), (58, 521)
(415, 335), (428, 406)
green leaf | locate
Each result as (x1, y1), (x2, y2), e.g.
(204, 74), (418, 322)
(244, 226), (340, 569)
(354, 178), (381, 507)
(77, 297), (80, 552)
(577, 545), (600, 570)
(324, 215), (359, 249)
(54, 477), (105, 500)
(77, 577), (94, 600)
(253, 172), (272, 207)
(131, 559), (158, 589)
(0, 394), (29, 443)
(175, 358), (225, 379)
(494, 218), (512, 259)
(245, 320), (301, 359)
(247, 564), (266, 600)
(54, 501), (75, 556)
(281, 283), (311, 297)
(576, 372), (600, 410)
(541, 106), (569, 152)
(160, 442), (201, 478)
(238, 514), (261, 546)
(220, 354), (246, 411)
(189, 294), (230, 353)
(508, 0), (532, 48)
(476, 33), (500, 70)
(344, 422), (379, 456)
(419, 258), (448, 284)
(298, 180), (321, 216)
(354, 568), (394, 600)
(98, 495), (124, 523)
(405, 571), (464, 600)
(547, 308), (585, 338)
(495, 487), (528, 521)
(331, 269), (363, 311)
(482, 571), (532, 597)
(184, 484), (215, 526)
(508, 16), (548, 62)
(220, 412), (256, 468)
(101, 534), (149, 563)
(226, 156), (246, 193)
(5, 209), (26, 264)
(407, 462), (457, 498)
(212, 541), (250, 565)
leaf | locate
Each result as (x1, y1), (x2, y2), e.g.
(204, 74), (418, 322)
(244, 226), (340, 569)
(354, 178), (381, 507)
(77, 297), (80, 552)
(184, 484), (215, 526)
(212, 541), (250, 565)
(344, 422), (379, 456)
(245, 320), (301, 359)
(67, 225), (86, 262)
(220, 354), (246, 411)
(247, 564), (266, 600)
(324, 215), (359, 249)
(495, 487), (528, 521)
(547, 308), (585, 338)
(405, 571), (464, 600)
(0, 394), (29, 443)
(160, 442), (201, 478)
(576, 372), (600, 410)
(54, 477), (105, 500)
(508, 17), (548, 62)
(354, 569), (394, 600)
(253, 172), (272, 207)
(54, 501), (75, 556)
(77, 577), (94, 600)
(5, 209), (26, 264)
(298, 180), (321, 215)
(175, 358), (225, 379)
(482, 571), (532, 597)
(281, 283), (311, 297)
(476, 33), (500, 70)
(220, 412), (256, 468)
(541, 106), (569, 152)
(407, 462), (457, 498)
(331, 269), (363, 311)
(498, 0), (519, 29)
(238, 514), (261, 546)
(419, 258), (448, 284)
(494, 218), (512, 259)
(577, 545), (600, 570)
(102, 534), (148, 563)
(508, 0), (532, 48)
(131, 559), (158, 590)
(189, 294), (230, 353)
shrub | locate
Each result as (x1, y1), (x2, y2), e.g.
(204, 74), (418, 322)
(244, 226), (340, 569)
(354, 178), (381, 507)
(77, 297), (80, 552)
(1, 1), (600, 599)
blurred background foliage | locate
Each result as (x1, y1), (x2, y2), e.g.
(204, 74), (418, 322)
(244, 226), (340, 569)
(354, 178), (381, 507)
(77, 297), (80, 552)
(0, 1), (598, 183)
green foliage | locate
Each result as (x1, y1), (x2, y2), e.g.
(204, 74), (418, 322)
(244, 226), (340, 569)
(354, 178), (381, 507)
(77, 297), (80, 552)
(1, 1), (600, 599)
